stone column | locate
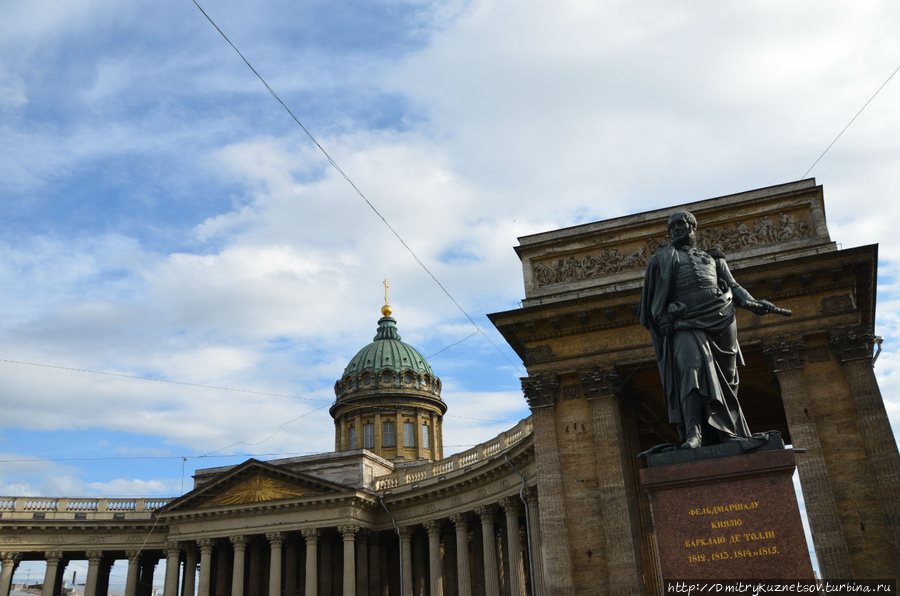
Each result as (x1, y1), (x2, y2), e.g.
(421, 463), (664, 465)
(831, 326), (900, 563)
(229, 537), (247, 596)
(581, 367), (644, 593)
(449, 514), (471, 596)
(398, 527), (414, 596)
(338, 526), (357, 596)
(396, 408), (406, 456)
(500, 497), (526, 596)
(0, 552), (17, 596)
(521, 375), (574, 595)
(266, 533), (283, 596)
(423, 521), (443, 596)
(475, 507), (499, 596)
(125, 550), (143, 596)
(83, 551), (104, 596)
(197, 539), (215, 596)
(763, 338), (853, 578)
(523, 488), (545, 596)
(354, 529), (369, 594)
(41, 552), (64, 596)
(182, 544), (197, 596)
(301, 529), (318, 596)
(163, 543), (182, 596)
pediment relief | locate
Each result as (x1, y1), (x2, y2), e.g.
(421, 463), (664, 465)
(531, 209), (816, 288)
(205, 473), (309, 506)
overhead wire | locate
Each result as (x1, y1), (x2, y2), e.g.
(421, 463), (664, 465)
(188, 0), (527, 378)
(800, 62), (900, 180)
(0, 358), (331, 403)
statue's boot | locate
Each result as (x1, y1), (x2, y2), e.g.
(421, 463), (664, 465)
(681, 392), (703, 449)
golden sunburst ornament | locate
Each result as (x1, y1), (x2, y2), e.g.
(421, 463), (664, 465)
(208, 474), (306, 506)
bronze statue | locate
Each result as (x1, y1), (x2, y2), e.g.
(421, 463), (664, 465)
(640, 211), (790, 449)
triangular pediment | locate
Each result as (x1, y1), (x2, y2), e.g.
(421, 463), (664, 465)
(160, 459), (351, 514)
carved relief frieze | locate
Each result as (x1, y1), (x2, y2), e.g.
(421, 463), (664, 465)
(525, 344), (554, 365)
(806, 346), (830, 363)
(532, 211), (813, 287)
(561, 385), (580, 401)
(820, 293), (856, 315)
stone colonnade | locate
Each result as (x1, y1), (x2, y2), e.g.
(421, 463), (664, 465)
(0, 549), (159, 596)
(0, 491), (541, 596)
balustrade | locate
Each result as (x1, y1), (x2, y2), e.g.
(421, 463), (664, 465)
(0, 497), (170, 519)
(373, 417), (533, 491)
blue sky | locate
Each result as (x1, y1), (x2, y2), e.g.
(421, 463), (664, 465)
(1, 0), (899, 515)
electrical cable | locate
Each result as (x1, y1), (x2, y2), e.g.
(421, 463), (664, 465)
(0, 358), (331, 403)
(800, 62), (900, 180)
(188, 0), (527, 379)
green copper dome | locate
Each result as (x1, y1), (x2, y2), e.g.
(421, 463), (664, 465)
(342, 316), (434, 378)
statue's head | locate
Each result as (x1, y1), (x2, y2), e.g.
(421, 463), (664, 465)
(668, 211), (697, 247)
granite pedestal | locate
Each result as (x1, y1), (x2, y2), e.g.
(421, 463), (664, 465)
(640, 440), (815, 580)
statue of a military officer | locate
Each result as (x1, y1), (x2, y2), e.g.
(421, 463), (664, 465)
(640, 211), (789, 449)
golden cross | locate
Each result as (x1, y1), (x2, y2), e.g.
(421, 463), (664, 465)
(383, 279), (389, 305)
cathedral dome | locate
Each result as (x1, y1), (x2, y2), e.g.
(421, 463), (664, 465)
(341, 315), (434, 379)
(330, 302), (445, 461)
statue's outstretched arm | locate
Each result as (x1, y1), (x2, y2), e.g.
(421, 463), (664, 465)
(717, 258), (792, 316)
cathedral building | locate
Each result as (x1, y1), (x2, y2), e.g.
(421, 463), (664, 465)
(1, 179), (898, 595)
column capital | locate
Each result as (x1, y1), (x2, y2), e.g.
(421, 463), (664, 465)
(579, 366), (622, 400)
(449, 512), (469, 528)
(829, 325), (876, 363)
(44, 552), (63, 564)
(521, 374), (560, 408)
(86, 551), (104, 564)
(422, 519), (442, 535)
(522, 485), (538, 503)
(762, 336), (806, 372)
(474, 505), (497, 523)
(265, 532), (283, 546)
(498, 495), (520, 513)
(229, 535), (248, 549)
(163, 543), (181, 558)
(338, 525), (359, 539)
(0, 552), (18, 564)
(301, 528), (319, 541)
(398, 526), (414, 540)
(197, 538), (215, 552)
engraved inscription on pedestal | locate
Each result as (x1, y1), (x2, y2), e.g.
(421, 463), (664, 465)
(640, 449), (815, 580)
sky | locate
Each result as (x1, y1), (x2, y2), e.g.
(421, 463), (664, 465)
(1, 0), (899, 566)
